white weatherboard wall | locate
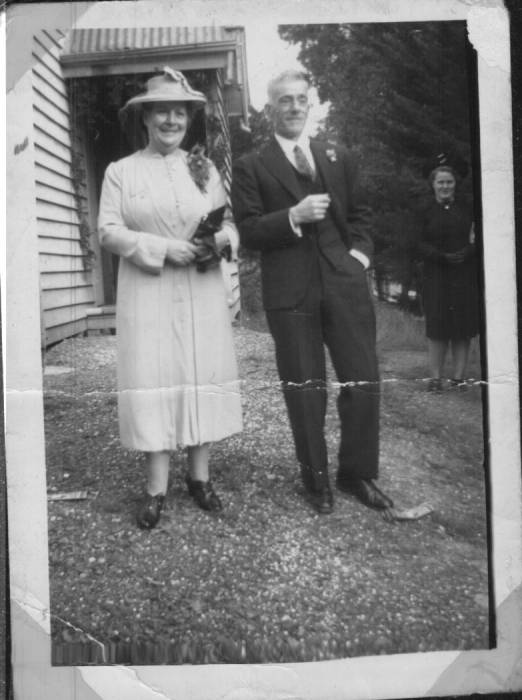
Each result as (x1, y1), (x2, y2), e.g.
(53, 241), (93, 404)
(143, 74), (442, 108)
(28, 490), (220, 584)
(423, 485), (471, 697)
(32, 28), (95, 346)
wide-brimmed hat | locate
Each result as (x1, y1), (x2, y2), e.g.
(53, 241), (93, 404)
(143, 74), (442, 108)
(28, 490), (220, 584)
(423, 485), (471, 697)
(119, 67), (206, 115)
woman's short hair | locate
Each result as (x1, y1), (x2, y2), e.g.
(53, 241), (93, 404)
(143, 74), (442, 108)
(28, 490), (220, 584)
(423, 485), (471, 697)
(267, 70), (310, 102)
(429, 165), (457, 185)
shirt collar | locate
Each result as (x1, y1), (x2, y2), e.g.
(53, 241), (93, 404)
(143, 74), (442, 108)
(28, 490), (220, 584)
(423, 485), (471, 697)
(274, 132), (312, 160)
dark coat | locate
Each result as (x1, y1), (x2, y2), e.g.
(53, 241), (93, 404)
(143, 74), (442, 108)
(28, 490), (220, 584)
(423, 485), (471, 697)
(418, 200), (480, 340)
(231, 138), (373, 310)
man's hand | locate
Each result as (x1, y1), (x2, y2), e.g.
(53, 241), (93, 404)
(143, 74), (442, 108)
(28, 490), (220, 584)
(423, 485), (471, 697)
(290, 194), (331, 226)
(165, 239), (199, 266)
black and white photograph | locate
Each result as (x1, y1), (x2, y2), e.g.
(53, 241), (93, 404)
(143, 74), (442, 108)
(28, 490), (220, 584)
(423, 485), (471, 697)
(4, 1), (522, 699)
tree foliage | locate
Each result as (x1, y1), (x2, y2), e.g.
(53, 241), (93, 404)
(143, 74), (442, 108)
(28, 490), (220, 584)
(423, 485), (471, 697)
(230, 105), (274, 161)
(279, 22), (475, 299)
(229, 106), (274, 316)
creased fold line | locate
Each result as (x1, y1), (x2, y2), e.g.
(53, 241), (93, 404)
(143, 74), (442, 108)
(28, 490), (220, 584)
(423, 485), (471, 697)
(52, 614), (107, 663)
(15, 376), (506, 400)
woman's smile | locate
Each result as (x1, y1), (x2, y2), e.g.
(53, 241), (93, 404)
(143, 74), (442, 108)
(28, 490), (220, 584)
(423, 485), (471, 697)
(432, 170), (456, 203)
(143, 101), (189, 154)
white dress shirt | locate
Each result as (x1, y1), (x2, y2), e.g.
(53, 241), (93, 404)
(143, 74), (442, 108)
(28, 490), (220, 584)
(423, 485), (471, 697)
(274, 133), (369, 269)
(275, 132), (316, 175)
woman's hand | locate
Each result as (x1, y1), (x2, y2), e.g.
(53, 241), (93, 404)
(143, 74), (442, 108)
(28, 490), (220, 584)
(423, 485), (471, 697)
(165, 239), (199, 266)
(214, 230), (230, 253)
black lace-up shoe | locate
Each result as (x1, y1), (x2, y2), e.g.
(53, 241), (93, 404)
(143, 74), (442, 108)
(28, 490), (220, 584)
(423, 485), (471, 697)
(336, 479), (393, 510)
(185, 477), (223, 512)
(136, 493), (165, 529)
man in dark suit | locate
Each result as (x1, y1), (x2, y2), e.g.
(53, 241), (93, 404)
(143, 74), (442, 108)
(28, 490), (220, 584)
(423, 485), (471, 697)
(231, 70), (393, 514)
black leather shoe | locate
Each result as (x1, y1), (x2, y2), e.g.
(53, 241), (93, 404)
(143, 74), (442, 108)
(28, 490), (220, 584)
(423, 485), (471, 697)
(305, 485), (334, 514)
(186, 476), (223, 512)
(336, 479), (393, 510)
(136, 493), (165, 529)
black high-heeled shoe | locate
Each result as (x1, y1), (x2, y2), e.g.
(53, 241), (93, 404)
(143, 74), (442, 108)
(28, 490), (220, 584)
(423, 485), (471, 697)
(136, 493), (165, 529)
(185, 476), (222, 512)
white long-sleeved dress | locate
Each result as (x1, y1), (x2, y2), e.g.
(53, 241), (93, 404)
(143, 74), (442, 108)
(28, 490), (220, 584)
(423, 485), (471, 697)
(98, 146), (242, 451)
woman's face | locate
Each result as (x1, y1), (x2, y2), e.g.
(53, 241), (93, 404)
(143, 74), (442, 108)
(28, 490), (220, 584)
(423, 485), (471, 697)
(432, 169), (456, 203)
(143, 102), (189, 154)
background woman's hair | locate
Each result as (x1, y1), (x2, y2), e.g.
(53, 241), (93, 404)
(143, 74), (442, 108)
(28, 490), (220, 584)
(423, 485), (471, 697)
(428, 165), (457, 185)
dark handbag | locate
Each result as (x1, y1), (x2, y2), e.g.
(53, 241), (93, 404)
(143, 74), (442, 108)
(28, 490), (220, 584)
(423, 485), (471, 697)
(191, 206), (226, 272)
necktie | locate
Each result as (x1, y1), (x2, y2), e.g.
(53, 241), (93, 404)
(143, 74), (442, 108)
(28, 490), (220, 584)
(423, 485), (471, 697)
(293, 144), (315, 180)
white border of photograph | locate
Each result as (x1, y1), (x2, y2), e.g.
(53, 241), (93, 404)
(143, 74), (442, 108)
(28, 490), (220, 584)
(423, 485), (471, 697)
(5, 1), (521, 698)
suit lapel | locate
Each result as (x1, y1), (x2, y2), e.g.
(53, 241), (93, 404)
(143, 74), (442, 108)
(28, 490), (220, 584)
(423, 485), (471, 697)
(310, 140), (346, 234)
(310, 141), (340, 195)
(259, 139), (303, 202)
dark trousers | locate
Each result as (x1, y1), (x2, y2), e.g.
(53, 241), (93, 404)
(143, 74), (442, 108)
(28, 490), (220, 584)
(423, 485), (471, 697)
(266, 251), (380, 491)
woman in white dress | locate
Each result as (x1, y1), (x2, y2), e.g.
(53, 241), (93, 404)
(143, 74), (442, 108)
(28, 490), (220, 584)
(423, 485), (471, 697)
(98, 68), (242, 529)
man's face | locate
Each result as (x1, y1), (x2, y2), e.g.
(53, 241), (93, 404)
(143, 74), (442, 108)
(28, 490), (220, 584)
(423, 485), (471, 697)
(266, 79), (310, 140)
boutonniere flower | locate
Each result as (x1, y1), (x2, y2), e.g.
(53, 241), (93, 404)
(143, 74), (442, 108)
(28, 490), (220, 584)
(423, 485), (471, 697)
(326, 148), (337, 163)
(187, 144), (211, 192)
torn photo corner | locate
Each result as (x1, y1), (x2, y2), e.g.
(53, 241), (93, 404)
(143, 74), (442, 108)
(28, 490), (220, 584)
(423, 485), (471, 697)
(4, 0), (521, 699)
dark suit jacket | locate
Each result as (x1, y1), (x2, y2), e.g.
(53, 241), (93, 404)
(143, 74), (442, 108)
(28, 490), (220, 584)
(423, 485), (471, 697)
(231, 138), (374, 310)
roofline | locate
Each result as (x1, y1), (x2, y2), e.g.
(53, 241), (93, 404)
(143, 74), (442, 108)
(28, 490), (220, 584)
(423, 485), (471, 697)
(61, 40), (239, 66)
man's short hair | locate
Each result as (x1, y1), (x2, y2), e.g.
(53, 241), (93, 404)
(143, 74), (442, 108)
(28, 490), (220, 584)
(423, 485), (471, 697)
(267, 70), (310, 103)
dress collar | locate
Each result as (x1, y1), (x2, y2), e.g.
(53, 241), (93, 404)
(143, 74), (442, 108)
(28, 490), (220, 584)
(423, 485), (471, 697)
(143, 145), (187, 161)
(436, 197), (455, 210)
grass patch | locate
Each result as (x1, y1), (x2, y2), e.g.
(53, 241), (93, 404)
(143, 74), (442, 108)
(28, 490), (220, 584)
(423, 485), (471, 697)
(376, 302), (426, 352)
(241, 299), (428, 354)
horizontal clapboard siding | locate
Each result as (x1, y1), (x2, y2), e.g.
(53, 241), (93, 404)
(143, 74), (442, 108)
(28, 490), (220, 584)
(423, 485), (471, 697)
(34, 125), (73, 163)
(35, 142), (72, 172)
(37, 237), (84, 256)
(32, 65), (69, 109)
(41, 269), (92, 289)
(42, 285), (95, 310)
(39, 253), (87, 273)
(44, 303), (94, 330)
(32, 78), (70, 115)
(36, 181), (86, 212)
(45, 318), (88, 347)
(35, 171), (79, 199)
(33, 107), (73, 147)
(33, 29), (95, 346)
(37, 218), (81, 239)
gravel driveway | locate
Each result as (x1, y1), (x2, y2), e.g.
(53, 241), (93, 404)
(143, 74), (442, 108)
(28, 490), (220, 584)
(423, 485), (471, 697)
(44, 311), (490, 665)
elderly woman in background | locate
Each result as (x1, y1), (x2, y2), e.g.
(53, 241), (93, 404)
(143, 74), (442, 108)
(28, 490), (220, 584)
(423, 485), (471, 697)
(98, 68), (242, 529)
(418, 159), (480, 392)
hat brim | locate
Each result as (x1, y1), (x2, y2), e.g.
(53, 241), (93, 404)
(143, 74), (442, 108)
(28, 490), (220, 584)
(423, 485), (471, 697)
(121, 93), (206, 114)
